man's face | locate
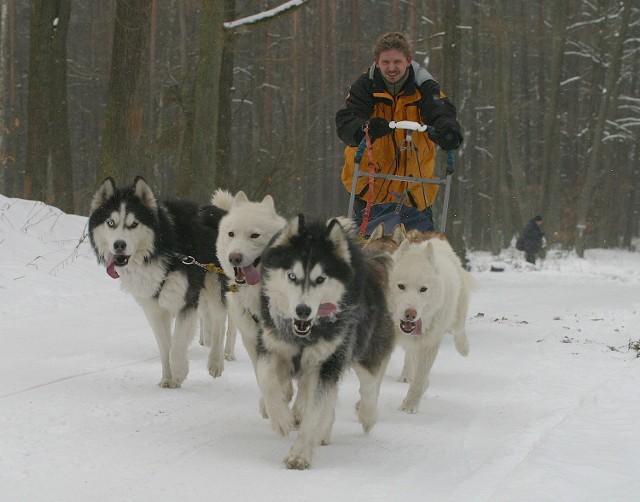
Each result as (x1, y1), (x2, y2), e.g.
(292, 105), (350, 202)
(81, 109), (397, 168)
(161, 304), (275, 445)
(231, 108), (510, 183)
(376, 48), (411, 83)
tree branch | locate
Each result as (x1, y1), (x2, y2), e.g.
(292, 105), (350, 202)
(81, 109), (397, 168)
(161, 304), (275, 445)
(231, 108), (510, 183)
(224, 0), (311, 31)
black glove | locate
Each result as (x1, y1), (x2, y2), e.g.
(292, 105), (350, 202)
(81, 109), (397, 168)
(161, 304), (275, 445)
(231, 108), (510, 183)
(364, 117), (393, 143)
(428, 116), (463, 150)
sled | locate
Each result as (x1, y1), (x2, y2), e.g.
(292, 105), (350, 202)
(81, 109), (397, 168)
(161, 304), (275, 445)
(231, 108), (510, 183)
(346, 120), (456, 233)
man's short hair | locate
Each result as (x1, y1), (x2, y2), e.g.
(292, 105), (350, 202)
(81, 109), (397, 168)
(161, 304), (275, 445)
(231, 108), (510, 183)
(374, 32), (412, 59)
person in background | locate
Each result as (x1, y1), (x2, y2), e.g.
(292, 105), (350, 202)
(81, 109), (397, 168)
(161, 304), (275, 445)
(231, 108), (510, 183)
(335, 31), (463, 233)
(517, 215), (545, 264)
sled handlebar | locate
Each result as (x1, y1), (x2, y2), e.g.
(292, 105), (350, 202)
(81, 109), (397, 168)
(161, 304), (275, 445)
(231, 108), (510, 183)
(389, 120), (428, 132)
(354, 120), (455, 175)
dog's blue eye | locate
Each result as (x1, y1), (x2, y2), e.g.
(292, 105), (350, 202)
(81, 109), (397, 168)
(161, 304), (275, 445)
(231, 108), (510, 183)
(420, 287), (427, 293)
(397, 284), (405, 290)
(288, 272), (296, 281)
(251, 233), (260, 239)
(107, 219), (115, 228)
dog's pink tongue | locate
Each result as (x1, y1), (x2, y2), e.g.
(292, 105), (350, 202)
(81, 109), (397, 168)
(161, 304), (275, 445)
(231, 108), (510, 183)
(106, 255), (120, 279)
(317, 303), (338, 317)
(413, 319), (423, 335)
(242, 264), (261, 285)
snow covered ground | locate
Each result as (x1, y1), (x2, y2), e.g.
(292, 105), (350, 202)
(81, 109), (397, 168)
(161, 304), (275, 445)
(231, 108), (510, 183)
(1, 194), (639, 501)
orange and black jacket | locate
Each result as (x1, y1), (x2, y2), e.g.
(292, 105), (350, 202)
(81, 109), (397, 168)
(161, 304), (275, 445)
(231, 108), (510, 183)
(336, 63), (458, 211)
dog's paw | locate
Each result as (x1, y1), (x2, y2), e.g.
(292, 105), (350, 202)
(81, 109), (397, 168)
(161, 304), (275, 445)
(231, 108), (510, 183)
(356, 400), (378, 433)
(284, 454), (311, 470)
(269, 409), (294, 437)
(158, 378), (181, 389)
(224, 351), (236, 361)
(454, 335), (470, 357)
(208, 358), (224, 378)
(399, 400), (419, 414)
(272, 419), (293, 437)
(169, 356), (189, 384)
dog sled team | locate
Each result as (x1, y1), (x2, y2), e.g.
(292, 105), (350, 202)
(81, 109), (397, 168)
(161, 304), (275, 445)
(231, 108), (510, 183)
(88, 178), (475, 470)
(87, 31), (474, 470)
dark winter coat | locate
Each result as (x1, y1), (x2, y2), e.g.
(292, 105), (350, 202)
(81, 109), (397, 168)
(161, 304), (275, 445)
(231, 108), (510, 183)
(335, 63), (458, 211)
(517, 218), (545, 254)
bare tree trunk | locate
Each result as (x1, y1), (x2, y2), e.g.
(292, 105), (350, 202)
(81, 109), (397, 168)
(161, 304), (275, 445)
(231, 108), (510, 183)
(439, 0), (469, 265)
(500, 5), (526, 231)
(540, 1), (570, 244)
(97, 0), (151, 186)
(177, 0), (223, 202)
(215, 0), (236, 189)
(0, 0), (7, 195)
(49, 0), (72, 212)
(574, 3), (630, 257)
(25, 0), (73, 212)
(488, 0), (509, 255)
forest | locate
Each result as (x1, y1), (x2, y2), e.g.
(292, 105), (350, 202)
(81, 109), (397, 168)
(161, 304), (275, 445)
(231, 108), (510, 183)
(0, 0), (638, 257)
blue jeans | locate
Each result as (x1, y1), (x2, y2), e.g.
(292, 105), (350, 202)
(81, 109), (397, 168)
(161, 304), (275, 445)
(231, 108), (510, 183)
(352, 200), (435, 236)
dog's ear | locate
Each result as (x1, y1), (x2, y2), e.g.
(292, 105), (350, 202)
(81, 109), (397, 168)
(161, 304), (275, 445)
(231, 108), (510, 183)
(133, 177), (157, 211)
(327, 218), (352, 264)
(90, 177), (117, 211)
(233, 191), (249, 206)
(391, 224), (406, 244)
(423, 240), (436, 262)
(396, 238), (411, 256)
(270, 214), (301, 248)
(260, 194), (276, 213)
(369, 222), (385, 241)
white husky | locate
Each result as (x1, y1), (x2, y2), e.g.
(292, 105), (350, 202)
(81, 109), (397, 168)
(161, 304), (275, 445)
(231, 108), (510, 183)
(389, 237), (476, 413)
(212, 190), (287, 414)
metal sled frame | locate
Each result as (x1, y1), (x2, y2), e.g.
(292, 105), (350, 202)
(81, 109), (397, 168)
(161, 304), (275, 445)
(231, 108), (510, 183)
(346, 120), (455, 233)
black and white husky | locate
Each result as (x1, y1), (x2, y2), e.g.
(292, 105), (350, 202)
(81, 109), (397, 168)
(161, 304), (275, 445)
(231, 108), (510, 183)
(88, 177), (229, 388)
(257, 215), (395, 470)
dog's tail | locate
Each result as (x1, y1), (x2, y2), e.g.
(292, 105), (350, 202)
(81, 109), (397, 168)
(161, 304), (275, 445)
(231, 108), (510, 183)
(210, 189), (235, 211)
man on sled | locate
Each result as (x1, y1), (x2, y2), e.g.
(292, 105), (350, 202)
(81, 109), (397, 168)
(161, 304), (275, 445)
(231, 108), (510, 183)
(336, 32), (463, 235)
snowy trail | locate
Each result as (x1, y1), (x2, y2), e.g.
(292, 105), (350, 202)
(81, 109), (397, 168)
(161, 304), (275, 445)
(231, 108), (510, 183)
(1, 196), (640, 501)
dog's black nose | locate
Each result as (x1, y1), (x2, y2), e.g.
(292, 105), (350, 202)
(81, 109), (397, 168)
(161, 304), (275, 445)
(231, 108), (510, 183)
(404, 308), (417, 321)
(114, 240), (127, 253)
(295, 304), (312, 320)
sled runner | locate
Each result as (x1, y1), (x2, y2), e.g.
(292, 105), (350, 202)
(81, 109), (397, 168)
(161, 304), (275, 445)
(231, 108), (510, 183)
(346, 120), (455, 234)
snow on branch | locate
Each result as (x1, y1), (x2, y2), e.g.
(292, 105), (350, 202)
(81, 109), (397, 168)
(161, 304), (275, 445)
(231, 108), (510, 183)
(224, 0), (311, 31)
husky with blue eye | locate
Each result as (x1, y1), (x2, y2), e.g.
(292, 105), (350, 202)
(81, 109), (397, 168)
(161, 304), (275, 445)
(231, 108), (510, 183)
(88, 176), (231, 388)
(256, 214), (395, 470)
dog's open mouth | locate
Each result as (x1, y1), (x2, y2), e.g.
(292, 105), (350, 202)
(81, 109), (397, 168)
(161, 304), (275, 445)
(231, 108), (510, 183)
(399, 319), (423, 335)
(233, 258), (261, 285)
(106, 253), (129, 279)
(291, 303), (337, 337)
(293, 319), (311, 336)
